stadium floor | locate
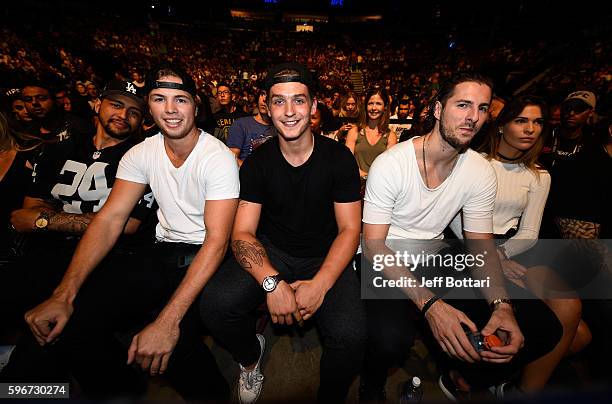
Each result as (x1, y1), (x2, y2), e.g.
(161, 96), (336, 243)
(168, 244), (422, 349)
(145, 321), (594, 403)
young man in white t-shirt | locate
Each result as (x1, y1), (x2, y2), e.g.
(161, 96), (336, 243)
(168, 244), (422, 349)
(360, 73), (561, 400)
(21, 65), (239, 400)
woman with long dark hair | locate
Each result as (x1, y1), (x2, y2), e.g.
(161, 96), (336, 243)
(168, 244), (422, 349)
(451, 95), (587, 393)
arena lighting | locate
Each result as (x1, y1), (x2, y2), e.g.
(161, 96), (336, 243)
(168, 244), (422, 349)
(330, 0), (344, 7)
(296, 24), (314, 32)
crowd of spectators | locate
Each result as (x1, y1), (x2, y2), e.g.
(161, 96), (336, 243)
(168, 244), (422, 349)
(2, 17), (609, 118)
(1, 8), (611, 401)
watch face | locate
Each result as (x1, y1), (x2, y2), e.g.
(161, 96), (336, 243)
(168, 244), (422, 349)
(262, 276), (277, 292)
(35, 217), (49, 229)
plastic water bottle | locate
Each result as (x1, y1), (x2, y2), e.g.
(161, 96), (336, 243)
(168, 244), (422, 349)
(399, 376), (423, 403)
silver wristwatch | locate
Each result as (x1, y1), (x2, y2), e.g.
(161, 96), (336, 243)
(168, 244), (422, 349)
(262, 274), (283, 293)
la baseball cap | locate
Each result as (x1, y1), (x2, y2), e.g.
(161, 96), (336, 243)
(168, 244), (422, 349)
(100, 80), (146, 109)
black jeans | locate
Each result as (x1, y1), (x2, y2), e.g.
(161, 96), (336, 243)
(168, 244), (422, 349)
(1, 242), (229, 401)
(361, 281), (562, 392)
(200, 239), (367, 403)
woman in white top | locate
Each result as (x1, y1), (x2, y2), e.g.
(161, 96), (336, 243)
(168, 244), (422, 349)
(453, 95), (588, 392)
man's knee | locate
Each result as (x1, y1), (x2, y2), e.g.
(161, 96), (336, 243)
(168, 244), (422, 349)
(199, 282), (258, 325)
(323, 320), (368, 357)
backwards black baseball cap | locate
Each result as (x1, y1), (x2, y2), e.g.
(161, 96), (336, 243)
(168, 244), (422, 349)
(145, 63), (197, 98)
(262, 62), (316, 93)
(100, 80), (146, 110)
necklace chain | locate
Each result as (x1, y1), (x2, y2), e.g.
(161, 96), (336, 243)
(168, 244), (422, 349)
(422, 134), (459, 189)
(422, 135), (429, 188)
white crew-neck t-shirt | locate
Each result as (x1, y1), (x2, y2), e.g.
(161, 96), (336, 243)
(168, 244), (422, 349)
(363, 137), (497, 240)
(117, 130), (239, 244)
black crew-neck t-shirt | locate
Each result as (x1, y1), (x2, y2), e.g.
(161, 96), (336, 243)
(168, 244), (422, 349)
(547, 140), (610, 224)
(240, 134), (360, 258)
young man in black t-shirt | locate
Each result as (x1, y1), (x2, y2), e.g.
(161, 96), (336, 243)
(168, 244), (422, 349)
(201, 63), (366, 403)
(540, 90), (604, 238)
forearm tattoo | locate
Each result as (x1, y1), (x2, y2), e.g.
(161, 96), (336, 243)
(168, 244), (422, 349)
(49, 212), (96, 234)
(231, 240), (267, 270)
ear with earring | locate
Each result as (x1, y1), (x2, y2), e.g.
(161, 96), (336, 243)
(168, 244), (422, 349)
(498, 127), (503, 136)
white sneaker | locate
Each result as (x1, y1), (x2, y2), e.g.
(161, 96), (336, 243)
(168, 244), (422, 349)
(238, 334), (265, 404)
(0, 345), (16, 372)
(495, 381), (523, 399)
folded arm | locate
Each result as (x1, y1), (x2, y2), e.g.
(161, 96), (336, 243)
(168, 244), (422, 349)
(292, 200), (361, 320)
(12, 195), (141, 234)
(231, 200), (302, 326)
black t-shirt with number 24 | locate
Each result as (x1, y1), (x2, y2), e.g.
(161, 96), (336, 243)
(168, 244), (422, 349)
(27, 134), (155, 242)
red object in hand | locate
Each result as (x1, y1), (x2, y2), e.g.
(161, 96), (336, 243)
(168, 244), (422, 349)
(483, 334), (504, 350)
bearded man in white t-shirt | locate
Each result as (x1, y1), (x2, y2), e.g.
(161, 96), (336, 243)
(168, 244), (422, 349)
(20, 64), (239, 401)
(360, 73), (561, 400)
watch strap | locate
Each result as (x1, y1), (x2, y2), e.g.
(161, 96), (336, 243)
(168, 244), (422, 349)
(421, 295), (440, 316)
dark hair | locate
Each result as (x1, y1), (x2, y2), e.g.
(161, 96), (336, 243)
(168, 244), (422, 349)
(594, 109), (612, 145)
(422, 72), (494, 133)
(399, 103), (429, 141)
(358, 88), (391, 134)
(332, 98), (342, 111)
(313, 102), (335, 133)
(21, 80), (52, 94)
(216, 82), (232, 92)
(479, 95), (549, 175)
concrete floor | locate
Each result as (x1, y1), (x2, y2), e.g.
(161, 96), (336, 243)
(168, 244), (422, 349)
(147, 322), (448, 403)
(145, 319), (603, 403)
